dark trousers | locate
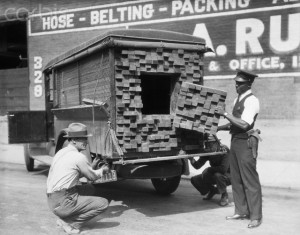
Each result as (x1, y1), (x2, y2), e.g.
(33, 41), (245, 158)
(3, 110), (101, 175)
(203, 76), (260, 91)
(230, 137), (262, 220)
(191, 169), (230, 195)
(47, 184), (108, 229)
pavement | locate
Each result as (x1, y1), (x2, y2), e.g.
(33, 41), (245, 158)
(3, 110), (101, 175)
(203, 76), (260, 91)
(1, 116), (300, 191)
(2, 162), (300, 235)
(184, 159), (300, 191)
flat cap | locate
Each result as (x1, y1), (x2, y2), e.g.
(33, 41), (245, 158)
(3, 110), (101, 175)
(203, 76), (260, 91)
(234, 69), (258, 83)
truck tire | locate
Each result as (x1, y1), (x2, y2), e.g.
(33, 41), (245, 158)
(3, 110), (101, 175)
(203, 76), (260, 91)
(151, 175), (181, 195)
(24, 144), (34, 172)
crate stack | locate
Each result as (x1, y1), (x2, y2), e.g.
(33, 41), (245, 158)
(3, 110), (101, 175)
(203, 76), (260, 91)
(114, 47), (206, 152)
(174, 82), (227, 135)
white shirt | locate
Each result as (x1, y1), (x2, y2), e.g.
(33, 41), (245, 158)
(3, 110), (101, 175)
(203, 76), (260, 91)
(233, 89), (260, 125)
(47, 144), (102, 193)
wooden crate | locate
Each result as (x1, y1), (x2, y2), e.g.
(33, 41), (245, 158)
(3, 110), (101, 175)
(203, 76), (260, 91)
(114, 48), (205, 152)
(174, 82), (227, 135)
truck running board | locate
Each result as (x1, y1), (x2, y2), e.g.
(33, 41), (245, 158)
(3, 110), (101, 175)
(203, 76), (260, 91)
(113, 151), (226, 165)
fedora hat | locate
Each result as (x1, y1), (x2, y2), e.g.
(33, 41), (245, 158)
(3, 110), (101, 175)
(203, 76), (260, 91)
(64, 123), (92, 138)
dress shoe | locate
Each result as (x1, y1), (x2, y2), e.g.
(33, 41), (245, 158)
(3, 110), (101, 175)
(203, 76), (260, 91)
(248, 219), (262, 228)
(226, 214), (249, 220)
(203, 187), (218, 200)
(219, 192), (229, 206)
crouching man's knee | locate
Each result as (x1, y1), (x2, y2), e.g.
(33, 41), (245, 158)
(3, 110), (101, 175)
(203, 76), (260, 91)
(96, 197), (109, 213)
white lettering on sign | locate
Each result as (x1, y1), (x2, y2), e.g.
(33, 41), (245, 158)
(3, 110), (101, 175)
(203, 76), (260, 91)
(270, 13), (300, 53)
(33, 56), (43, 97)
(42, 14), (74, 30)
(171, 0), (250, 15)
(292, 55), (300, 68)
(208, 61), (221, 71)
(229, 56), (283, 70)
(272, 0), (299, 4)
(236, 13), (300, 56)
(193, 23), (215, 57)
(236, 18), (264, 55)
(90, 4), (154, 25)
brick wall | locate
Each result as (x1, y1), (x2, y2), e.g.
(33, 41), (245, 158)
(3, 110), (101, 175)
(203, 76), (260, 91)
(0, 68), (29, 115)
(204, 76), (300, 119)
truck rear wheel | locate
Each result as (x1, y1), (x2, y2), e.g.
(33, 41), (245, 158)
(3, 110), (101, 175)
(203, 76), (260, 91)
(151, 175), (181, 195)
(24, 144), (34, 172)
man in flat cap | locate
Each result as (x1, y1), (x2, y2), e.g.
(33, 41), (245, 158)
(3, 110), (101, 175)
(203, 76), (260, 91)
(215, 69), (262, 228)
(47, 123), (110, 234)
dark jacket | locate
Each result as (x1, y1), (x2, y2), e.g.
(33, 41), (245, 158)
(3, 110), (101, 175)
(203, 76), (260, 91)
(191, 153), (230, 175)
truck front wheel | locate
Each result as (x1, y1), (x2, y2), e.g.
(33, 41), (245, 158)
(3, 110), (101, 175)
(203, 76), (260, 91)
(24, 144), (34, 172)
(151, 176), (181, 195)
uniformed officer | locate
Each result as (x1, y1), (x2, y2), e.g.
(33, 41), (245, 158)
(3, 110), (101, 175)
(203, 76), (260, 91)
(215, 69), (262, 228)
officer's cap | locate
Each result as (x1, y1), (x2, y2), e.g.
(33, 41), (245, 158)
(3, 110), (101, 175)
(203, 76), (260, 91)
(234, 69), (258, 83)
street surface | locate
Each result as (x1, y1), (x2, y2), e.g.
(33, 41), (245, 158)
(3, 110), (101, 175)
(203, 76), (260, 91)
(0, 162), (299, 235)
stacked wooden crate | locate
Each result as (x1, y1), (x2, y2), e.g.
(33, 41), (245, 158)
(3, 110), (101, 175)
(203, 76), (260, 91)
(114, 48), (205, 152)
(116, 115), (178, 152)
(174, 82), (227, 135)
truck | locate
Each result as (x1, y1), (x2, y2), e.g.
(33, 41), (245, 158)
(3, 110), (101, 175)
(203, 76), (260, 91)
(7, 29), (227, 195)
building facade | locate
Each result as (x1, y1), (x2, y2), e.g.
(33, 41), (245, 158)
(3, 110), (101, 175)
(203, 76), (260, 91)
(0, 0), (299, 118)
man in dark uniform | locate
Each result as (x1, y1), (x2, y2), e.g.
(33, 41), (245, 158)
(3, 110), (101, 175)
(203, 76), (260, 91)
(216, 69), (262, 228)
(189, 137), (231, 206)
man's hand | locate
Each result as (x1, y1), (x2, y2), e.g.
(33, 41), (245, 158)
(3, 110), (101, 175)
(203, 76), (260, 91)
(215, 105), (226, 116)
(100, 164), (110, 175)
(91, 158), (101, 170)
(220, 144), (229, 153)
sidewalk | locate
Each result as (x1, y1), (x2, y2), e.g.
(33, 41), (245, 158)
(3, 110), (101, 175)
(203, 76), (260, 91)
(183, 159), (300, 191)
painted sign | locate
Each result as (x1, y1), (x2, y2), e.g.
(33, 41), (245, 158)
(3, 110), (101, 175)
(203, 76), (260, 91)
(27, 0), (300, 109)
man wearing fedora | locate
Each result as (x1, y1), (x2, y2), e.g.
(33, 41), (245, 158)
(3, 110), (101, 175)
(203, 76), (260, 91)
(47, 123), (109, 234)
(215, 69), (262, 228)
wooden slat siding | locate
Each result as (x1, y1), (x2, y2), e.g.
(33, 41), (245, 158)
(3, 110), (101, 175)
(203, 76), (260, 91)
(61, 63), (79, 88)
(110, 48), (116, 130)
(57, 61), (79, 108)
(56, 49), (111, 109)
(79, 50), (111, 105)
(77, 62), (82, 105)
(0, 68), (29, 115)
(54, 71), (61, 107)
(114, 48), (205, 153)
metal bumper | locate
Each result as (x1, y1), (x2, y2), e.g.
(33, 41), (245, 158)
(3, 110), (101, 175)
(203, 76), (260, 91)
(113, 151), (226, 165)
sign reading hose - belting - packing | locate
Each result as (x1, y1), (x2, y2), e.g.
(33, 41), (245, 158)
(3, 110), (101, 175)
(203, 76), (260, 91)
(28, 0), (300, 110)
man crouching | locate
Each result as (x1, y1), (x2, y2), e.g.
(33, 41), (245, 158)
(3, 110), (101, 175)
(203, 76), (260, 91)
(189, 137), (231, 206)
(46, 123), (109, 234)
